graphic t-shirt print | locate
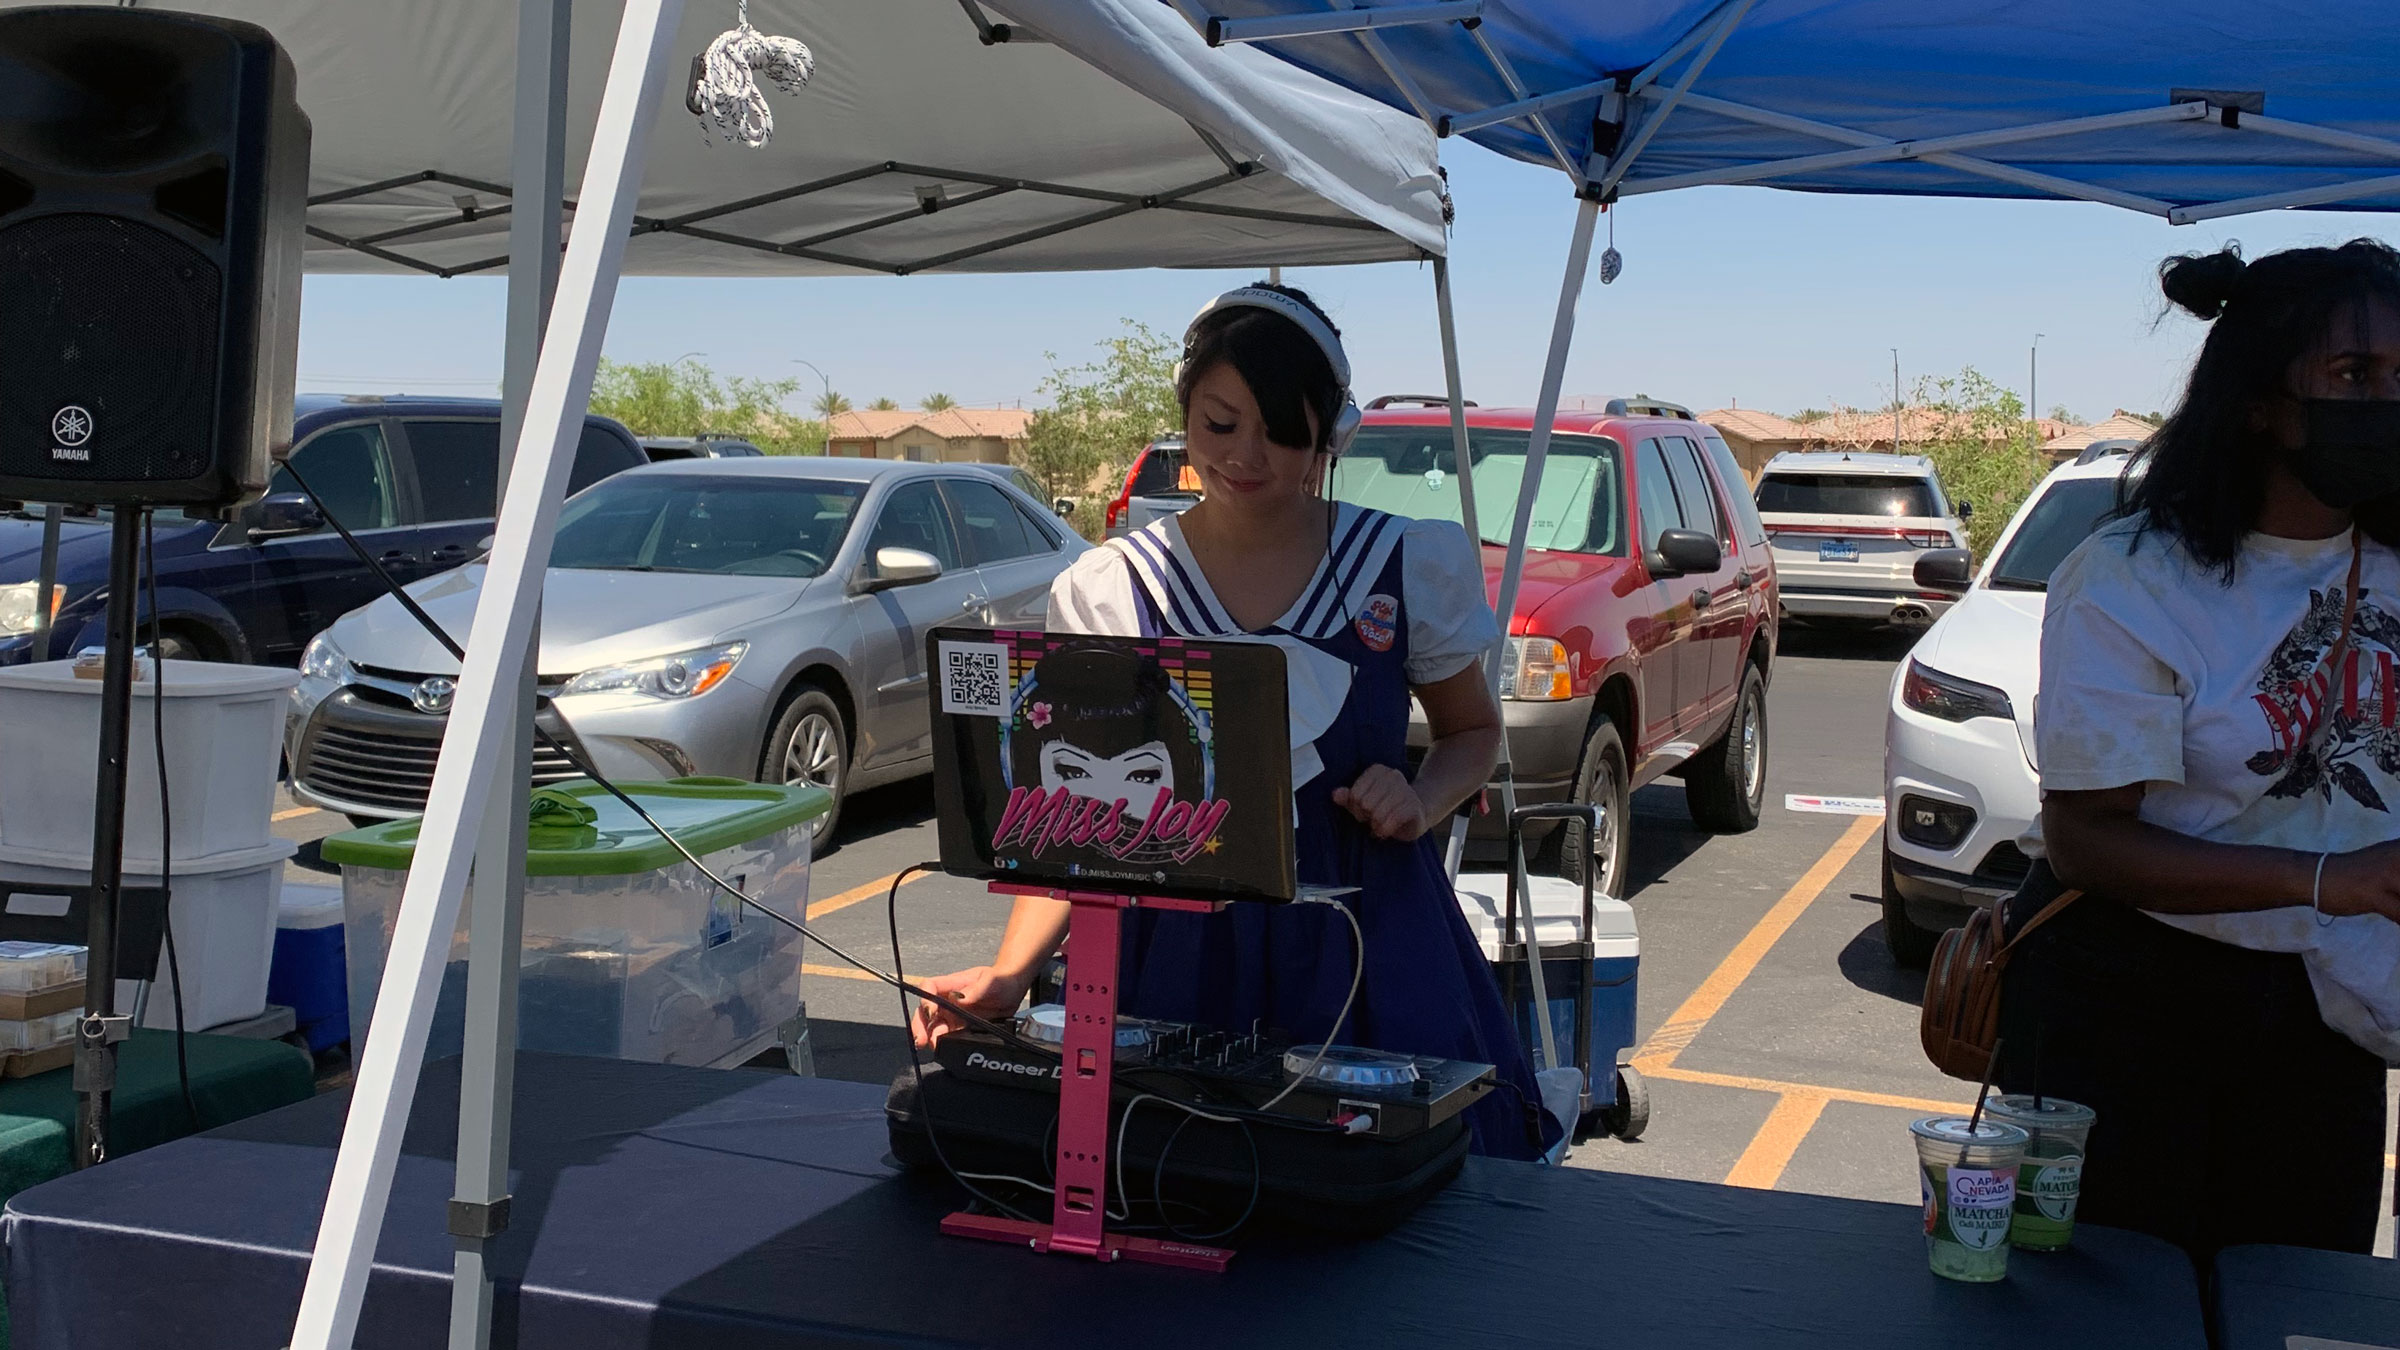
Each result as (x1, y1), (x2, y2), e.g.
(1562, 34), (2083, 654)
(2247, 578), (2400, 811)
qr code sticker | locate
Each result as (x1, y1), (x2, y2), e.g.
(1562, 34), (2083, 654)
(938, 640), (1011, 717)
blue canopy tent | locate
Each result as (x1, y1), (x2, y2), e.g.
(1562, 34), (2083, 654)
(1163, 0), (2400, 1099)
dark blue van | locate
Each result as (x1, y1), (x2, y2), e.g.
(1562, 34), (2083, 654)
(0, 395), (648, 665)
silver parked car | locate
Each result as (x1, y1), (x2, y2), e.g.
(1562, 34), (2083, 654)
(286, 457), (1088, 842)
(1754, 450), (1971, 628)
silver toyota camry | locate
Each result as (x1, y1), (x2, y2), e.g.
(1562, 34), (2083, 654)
(286, 457), (1088, 843)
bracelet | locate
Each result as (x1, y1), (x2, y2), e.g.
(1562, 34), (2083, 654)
(2312, 850), (2335, 928)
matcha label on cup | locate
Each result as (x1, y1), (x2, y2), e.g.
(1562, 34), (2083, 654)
(1946, 1166), (2017, 1250)
(2028, 1155), (2084, 1221)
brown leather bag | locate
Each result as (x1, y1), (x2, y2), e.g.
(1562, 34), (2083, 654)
(1919, 887), (2081, 1082)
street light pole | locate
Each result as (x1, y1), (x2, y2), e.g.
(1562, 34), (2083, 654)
(793, 358), (834, 453)
(1891, 348), (1901, 451)
(2030, 333), (2044, 446)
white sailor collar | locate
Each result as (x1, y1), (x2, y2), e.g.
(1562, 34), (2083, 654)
(1109, 503), (1406, 641)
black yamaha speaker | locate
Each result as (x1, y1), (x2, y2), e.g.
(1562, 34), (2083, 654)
(0, 6), (308, 510)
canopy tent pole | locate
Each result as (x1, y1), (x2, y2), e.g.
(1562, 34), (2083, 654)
(446, 1), (568, 1347)
(287, 2), (685, 1344)
(1432, 254), (1479, 882)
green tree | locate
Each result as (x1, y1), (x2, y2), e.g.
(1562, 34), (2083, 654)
(867, 397), (900, 411)
(812, 389), (852, 419)
(1790, 408), (1831, 424)
(588, 357), (824, 454)
(2046, 404), (2081, 425)
(1025, 320), (1180, 539)
(922, 392), (958, 411)
(1908, 367), (2043, 558)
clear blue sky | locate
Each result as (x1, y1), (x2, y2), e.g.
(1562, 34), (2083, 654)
(296, 137), (2399, 426)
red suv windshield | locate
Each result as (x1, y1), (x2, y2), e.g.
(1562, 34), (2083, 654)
(1331, 425), (1625, 555)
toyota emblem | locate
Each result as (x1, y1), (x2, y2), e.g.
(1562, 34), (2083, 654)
(411, 677), (457, 714)
(51, 406), (93, 447)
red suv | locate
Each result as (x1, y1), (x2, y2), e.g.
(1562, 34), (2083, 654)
(1331, 399), (1778, 893)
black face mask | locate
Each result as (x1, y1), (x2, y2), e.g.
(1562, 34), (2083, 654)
(2293, 398), (2400, 509)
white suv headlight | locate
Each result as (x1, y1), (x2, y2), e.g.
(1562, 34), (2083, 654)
(0, 581), (60, 637)
(563, 641), (747, 700)
(298, 632), (350, 681)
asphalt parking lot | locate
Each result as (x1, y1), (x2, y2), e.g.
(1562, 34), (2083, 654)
(272, 623), (2396, 1255)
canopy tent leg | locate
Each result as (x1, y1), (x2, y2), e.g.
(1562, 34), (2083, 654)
(1485, 195), (1601, 1079)
(446, 1), (569, 1347)
(287, 2), (686, 1346)
(1432, 255), (1480, 883)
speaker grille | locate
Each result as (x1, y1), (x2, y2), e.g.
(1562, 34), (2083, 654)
(0, 213), (221, 492)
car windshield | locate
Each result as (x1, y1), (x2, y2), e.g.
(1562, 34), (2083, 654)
(1756, 472), (1937, 518)
(1987, 477), (2123, 592)
(550, 475), (865, 577)
(1329, 427), (1624, 555)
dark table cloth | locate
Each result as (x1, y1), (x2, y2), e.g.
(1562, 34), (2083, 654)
(2, 1053), (2208, 1349)
(2214, 1243), (2399, 1350)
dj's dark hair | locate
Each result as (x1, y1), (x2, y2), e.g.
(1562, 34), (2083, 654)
(1176, 282), (1344, 453)
(1008, 643), (1206, 799)
(2123, 239), (2400, 578)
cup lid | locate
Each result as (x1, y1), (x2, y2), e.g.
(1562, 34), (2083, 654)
(1981, 1094), (2096, 1127)
(1910, 1115), (2029, 1147)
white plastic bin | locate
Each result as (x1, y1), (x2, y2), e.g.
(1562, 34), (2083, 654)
(0, 941), (87, 994)
(0, 660), (297, 866)
(324, 779), (829, 1068)
(0, 838), (294, 1031)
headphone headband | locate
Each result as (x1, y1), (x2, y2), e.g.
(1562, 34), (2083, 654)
(1178, 284), (1363, 455)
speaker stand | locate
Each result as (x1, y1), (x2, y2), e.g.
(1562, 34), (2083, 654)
(72, 506), (144, 1168)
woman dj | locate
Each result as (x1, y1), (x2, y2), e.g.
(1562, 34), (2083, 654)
(911, 283), (1555, 1160)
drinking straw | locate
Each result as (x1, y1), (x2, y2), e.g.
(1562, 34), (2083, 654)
(2031, 1022), (2045, 1113)
(1967, 1037), (2004, 1134)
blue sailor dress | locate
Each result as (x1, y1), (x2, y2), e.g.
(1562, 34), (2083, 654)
(1045, 504), (1556, 1160)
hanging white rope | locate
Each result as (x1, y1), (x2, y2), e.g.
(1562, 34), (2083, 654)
(689, 0), (815, 147)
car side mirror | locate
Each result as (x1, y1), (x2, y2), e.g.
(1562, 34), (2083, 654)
(1956, 499), (1975, 520)
(1646, 528), (1721, 579)
(1913, 548), (1975, 594)
(859, 546), (943, 592)
(245, 491), (323, 542)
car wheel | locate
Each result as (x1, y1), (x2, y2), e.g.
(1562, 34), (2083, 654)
(762, 686), (848, 848)
(1685, 662), (1767, 833)
(151, 626), (212, 662)
(1880, 842), (1941, 969)
(1559, 718), (1631, 898)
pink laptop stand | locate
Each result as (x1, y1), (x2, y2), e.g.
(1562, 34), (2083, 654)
(937, 881), (1236, 1272)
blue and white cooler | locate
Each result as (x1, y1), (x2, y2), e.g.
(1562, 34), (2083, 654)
(269, 881), (348, 1053)
(1456, 865), (1646, 1143)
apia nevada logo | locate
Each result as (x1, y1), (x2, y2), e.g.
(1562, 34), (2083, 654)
(990, 784), (1231, 865)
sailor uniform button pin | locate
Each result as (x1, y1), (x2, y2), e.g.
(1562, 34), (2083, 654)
(1354, 593), (1398, 652)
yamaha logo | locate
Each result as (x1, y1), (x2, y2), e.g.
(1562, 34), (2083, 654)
(411, 677), (457, 714)
(51, 405), (92, 447)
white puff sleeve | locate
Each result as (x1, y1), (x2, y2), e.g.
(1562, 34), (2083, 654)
(2035, 532), (2189, 793)
(1401, 517), (1500, 686)
(1045, 546), (1139, 637)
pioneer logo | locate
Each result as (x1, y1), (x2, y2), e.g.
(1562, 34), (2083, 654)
(964, 1050), (1060, 1080)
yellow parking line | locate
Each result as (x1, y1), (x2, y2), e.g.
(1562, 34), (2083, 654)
(1633, 811), (1881, 1067)
(1724, 1092), (1829, 1190)
(273, 805), (320, 821)
(1639, 1060), (1969, 1116)
(802, 962), (884, 983)
(805, 868), (930, 921)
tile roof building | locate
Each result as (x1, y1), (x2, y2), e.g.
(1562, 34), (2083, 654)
(2041, 411), (2160, 460)
(825, 407), (1035, 463)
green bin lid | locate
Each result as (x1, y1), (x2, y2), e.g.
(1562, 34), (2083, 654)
(319, 777), (831, 877)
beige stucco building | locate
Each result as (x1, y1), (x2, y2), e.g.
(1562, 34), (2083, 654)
(824, 408), (1034, 463)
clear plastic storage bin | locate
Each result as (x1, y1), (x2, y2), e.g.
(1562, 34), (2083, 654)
(324, 778), (828, 1069)
(0, 1009), (80, 1054)
(0, 942), (87, 995)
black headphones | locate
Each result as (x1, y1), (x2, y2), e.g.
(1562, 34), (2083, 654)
(1175, 285), (1363, 456)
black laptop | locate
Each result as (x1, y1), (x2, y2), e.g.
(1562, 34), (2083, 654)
(927, 627), (1297, 902)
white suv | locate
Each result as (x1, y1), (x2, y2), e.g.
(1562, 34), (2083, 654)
(1756, 451), (1970, 627)
(1879, 447), (2135, 965)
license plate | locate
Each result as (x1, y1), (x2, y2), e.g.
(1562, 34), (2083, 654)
(1818, 540), (1859, 562)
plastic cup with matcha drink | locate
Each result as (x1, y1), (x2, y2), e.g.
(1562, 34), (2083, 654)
(1911, 1115), (2029, 1282)
(1979, 1095), (2095, 1251)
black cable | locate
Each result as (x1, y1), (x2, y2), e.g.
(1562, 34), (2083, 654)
(1151, 1107), (1260, 1243)
(142, 512), (197, 1128)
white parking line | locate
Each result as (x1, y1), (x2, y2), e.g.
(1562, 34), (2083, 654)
(1784, 793), (1885, 816)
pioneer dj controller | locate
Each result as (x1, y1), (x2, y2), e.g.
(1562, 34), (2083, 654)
(932, 1005), (1495, 1140)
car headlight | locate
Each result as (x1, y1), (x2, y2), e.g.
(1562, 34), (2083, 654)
(563, 641), (746, 700)
(298, 633), (350, 682)
(1900, 659), (2014, 723)
(1499, 636), (1573, 701)
(0, 581), (62, 637)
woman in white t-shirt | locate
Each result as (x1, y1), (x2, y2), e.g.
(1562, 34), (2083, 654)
(910, 284), (1556, 1161)
(2003, 240), (2400, 1257)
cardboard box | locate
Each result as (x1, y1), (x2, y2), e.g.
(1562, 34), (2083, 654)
(0, 982), (82, 1021)
(1, 1042), (73, 1078)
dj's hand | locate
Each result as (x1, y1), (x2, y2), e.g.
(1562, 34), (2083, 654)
(910, 965), (1031, 1048)
(1334, 763), (1432, 842)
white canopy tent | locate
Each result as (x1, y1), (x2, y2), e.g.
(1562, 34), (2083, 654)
(0, 2), (1470, 1346)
